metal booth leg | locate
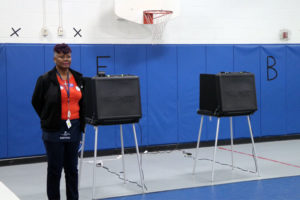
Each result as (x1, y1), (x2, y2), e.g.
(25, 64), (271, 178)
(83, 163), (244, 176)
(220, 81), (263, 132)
(78, 131), (86, 189)
(132, 123), (145, 193)
(229, 117), (234, 170)
(193, 115), (204, 174)
(247, 115), (260, 176)
(92, 126), (99, 199)
(211, 117), (220, 182)
(120, 125), (126, 184)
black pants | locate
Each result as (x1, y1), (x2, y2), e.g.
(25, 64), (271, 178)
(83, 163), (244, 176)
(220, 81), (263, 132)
(44, 141), (80, 200)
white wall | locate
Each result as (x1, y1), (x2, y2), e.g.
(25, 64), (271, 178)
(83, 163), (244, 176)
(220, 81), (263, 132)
(1, 0), (300, 44)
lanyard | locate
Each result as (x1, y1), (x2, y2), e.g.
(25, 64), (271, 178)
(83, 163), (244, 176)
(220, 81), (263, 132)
(56, 70), (70, 99)
(56, 70), (71, 119)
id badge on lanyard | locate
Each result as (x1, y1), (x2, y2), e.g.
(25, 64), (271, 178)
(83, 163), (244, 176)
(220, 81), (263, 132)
(66, 117), (72, 129)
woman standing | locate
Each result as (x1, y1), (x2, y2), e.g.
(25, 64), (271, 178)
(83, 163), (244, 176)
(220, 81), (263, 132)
(32, 43), (85, 200)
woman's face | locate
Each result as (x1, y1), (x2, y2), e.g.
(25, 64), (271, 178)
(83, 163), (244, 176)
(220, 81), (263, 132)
(54, 52), (72, 70)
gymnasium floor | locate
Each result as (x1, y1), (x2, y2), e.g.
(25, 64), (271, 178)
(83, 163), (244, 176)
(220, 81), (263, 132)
(105, 176), (300, 200)
(0, 139), (300, 200)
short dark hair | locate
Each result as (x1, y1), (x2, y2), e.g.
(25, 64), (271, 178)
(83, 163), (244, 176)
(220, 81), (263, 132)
(54, 43), (72, 54)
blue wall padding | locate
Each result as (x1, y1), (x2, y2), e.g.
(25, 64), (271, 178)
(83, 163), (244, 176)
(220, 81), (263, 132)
(81, 45), (115, 76)
(0, 43), (299, 158)
(147, 45), (178, 145)
(205, 45), (234, 141)
(115, 45), (147, 147)
(260, 45), (286, 136)
(0, 46), (7, 158)
(6, 45), (45, 157)
(44, 44), (55, 72)
(177, 45), (207, 143)
(286, 46), (300, 133)
(233, 45), (261, 138)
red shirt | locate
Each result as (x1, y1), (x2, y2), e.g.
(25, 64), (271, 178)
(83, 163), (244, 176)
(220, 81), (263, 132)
(57, 74), (82, 120)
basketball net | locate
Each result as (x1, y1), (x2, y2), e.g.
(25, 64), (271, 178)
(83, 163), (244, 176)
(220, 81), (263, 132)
(143, 10), (173, 44)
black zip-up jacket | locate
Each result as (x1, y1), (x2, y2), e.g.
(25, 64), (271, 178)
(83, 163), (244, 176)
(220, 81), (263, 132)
(32, 67), (86, 132)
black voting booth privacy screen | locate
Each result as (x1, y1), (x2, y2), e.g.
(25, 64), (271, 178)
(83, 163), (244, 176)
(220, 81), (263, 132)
(84, 75), (142, 125)
(199, 72), (257, 117)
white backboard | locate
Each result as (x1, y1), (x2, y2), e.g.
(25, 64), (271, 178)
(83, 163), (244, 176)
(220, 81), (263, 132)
(114, 0), (180, 24)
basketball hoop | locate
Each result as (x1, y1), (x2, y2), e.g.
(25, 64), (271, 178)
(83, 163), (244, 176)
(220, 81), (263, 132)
(143, 10), (173, 43)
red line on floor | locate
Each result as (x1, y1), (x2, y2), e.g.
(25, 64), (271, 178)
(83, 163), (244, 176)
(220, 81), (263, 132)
(219, 146), (300, 169)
